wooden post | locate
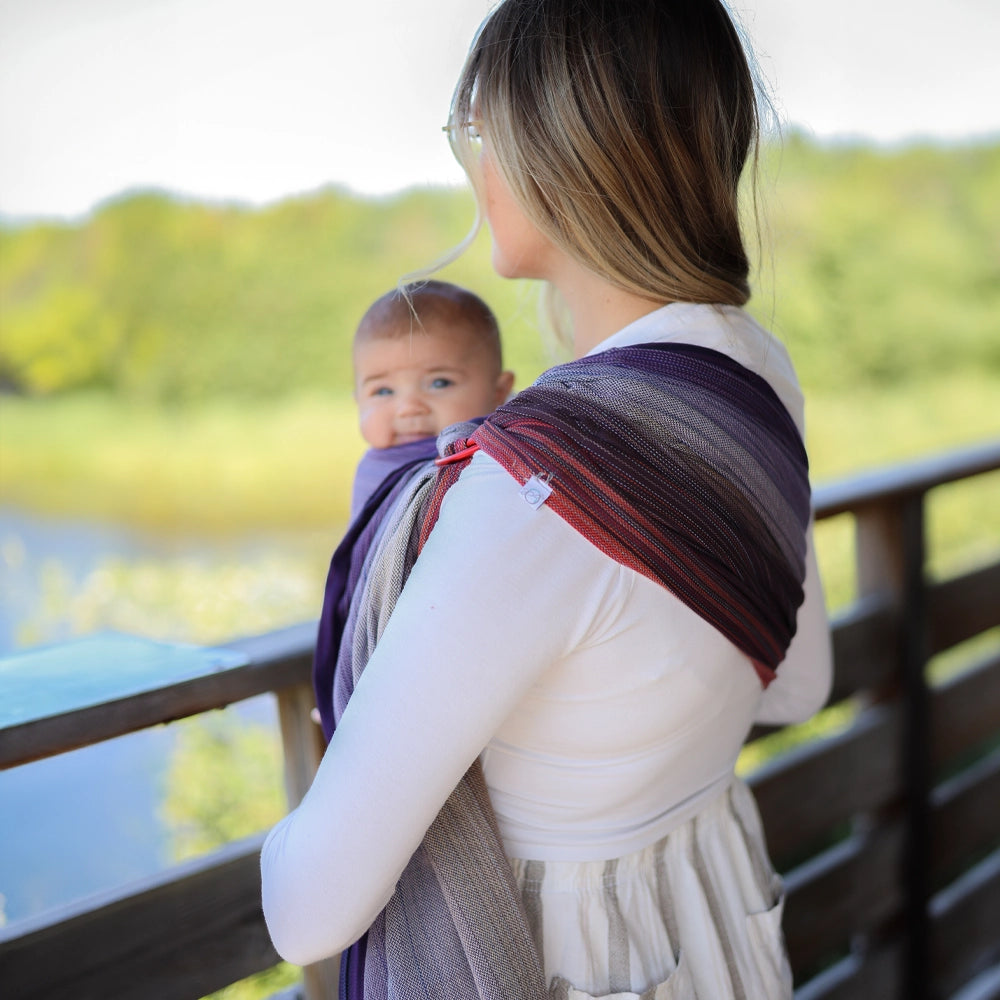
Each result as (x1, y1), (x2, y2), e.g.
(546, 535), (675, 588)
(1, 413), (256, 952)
(276, 681), (326, 808)
(276, 682), (340, 1000)
(855, 495), (930, 1000)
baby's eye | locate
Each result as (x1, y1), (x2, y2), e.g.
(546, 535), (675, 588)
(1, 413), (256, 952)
(371, 386), (393, 397)
(429, 377), (454, 390)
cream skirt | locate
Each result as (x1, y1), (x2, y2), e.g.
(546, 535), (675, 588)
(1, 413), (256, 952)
(510, 777), (792, 1000)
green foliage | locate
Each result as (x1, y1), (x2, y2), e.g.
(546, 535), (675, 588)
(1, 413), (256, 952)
(751, 135), (1000, 387)
(198, 965), (300, 1000)
(0, 186), (552, 401)
(2, 138), (997, 402)
(162, 712), (285, 860)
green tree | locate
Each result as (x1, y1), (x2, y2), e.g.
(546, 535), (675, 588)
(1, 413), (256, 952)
(2, 137), (997, 401)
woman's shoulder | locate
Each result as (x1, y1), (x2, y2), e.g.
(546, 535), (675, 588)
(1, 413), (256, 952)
(432, 451), (757, 667)
(591, 302), (805, 434)
(433, 451), (634, 587)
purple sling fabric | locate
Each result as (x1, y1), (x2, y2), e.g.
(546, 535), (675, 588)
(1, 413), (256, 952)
(349, 442), (439, 521)
(312, 436), (438, 743)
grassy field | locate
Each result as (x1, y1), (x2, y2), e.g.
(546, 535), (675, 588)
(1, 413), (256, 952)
(2, 371), (998, 619)
(0, 390), (366, 533)
(3, 374), (997, 527)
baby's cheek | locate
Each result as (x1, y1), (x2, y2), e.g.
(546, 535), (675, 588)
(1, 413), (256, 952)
(359, 405), (394, 449)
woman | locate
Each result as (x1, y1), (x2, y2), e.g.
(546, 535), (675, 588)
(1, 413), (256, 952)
(261, 1), (832, 997)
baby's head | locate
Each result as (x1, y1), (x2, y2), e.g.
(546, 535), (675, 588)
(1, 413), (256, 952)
(353, 280), (514, 449)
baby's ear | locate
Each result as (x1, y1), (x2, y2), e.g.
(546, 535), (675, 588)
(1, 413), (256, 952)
(495, 369), (515, 402)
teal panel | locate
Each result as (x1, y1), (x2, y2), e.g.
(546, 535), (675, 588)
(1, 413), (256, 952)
(0, 632), (249, 727)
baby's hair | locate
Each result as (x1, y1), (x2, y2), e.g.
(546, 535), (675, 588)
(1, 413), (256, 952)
(446, 0), (767, 308)
(355, 280), (505, 373)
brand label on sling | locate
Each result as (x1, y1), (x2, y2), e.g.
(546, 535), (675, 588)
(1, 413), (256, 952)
(519, 473), (553, 510)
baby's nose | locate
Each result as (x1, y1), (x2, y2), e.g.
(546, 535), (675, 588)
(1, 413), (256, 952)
(396, 389), (430, 415)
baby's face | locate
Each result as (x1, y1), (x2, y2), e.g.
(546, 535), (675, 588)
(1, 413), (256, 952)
(354, 322), (512, 449)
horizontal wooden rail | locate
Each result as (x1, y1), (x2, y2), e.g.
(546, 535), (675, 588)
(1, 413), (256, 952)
(0, 622), (317, 769)
(794, 945), (903, 1000)
(931, 650), (1000, 768)
(949, 964), (1000, 1000)
(825, 594), (898, 703)
(750, 705), (901, 865)
(931, 745), (1000, 890)
(0, 835), (275, 1000)
(812, 438), (1000, 518)
(929, 564), (1000, 655)
(930, 851), (1000, 1000)
(783, 824), (906, 975)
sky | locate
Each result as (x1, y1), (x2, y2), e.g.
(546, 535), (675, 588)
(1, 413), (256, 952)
(1, 0), (997, 221)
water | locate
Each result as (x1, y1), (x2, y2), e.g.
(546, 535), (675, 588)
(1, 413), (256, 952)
(0, 723), (177, 923)
(0, 507), (151, 652)
(0, 508), (325, 928)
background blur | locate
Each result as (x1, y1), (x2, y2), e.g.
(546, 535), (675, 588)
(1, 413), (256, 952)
(1, 1), (998, 996)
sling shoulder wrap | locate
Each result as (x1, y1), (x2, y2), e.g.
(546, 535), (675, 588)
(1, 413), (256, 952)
(424, 342), (811, 685)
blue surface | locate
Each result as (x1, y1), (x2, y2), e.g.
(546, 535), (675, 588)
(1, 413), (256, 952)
(0, 631), (249, 728)
(0, 511), (280, 927)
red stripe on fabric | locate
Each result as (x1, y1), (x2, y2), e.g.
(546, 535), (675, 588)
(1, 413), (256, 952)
(477, 426), (788, 671)
(417, 346), (807, 680)
(435, 443), (480, 466)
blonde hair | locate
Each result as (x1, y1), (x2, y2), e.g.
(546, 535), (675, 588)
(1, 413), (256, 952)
(447, 0), (764, 307)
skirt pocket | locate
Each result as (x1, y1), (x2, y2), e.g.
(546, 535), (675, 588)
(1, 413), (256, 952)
(744, 893), (793, 999)
(548, 947), (695, 1000)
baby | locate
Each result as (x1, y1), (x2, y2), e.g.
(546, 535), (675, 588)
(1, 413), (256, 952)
(312, 281), (513, 738)
(349, 280), (514, 517)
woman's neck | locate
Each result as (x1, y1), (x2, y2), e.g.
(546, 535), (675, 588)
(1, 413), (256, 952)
(552, 260), (668, 358)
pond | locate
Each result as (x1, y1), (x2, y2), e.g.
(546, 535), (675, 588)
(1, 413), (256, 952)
(0, 507), (335, 928)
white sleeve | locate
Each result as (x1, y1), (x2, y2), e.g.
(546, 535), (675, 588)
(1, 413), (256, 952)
(260, 454), (611, 966)
(754, 520), (833, 725)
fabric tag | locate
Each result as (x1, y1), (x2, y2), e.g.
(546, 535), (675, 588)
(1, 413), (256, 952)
(519, 474), (553, 510)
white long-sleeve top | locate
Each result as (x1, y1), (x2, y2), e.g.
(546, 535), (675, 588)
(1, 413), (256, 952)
(261, 303), (833, 967)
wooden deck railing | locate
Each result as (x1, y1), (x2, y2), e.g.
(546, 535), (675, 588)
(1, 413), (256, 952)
(1, 439), (998, 1000)
(754, 438), (1000, 1000)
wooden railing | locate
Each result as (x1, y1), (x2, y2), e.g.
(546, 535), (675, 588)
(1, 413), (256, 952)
(1, 439), (998, 1000)
(0, 624), (338, 1000)
(754, 439), (1000, 1000)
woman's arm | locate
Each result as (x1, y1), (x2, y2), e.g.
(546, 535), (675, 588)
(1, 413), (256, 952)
(754, 520), (833, 725)
(260, 455), (612, 965)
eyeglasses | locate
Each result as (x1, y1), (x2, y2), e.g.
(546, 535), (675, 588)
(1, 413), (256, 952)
(442, 119), (484, 155)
